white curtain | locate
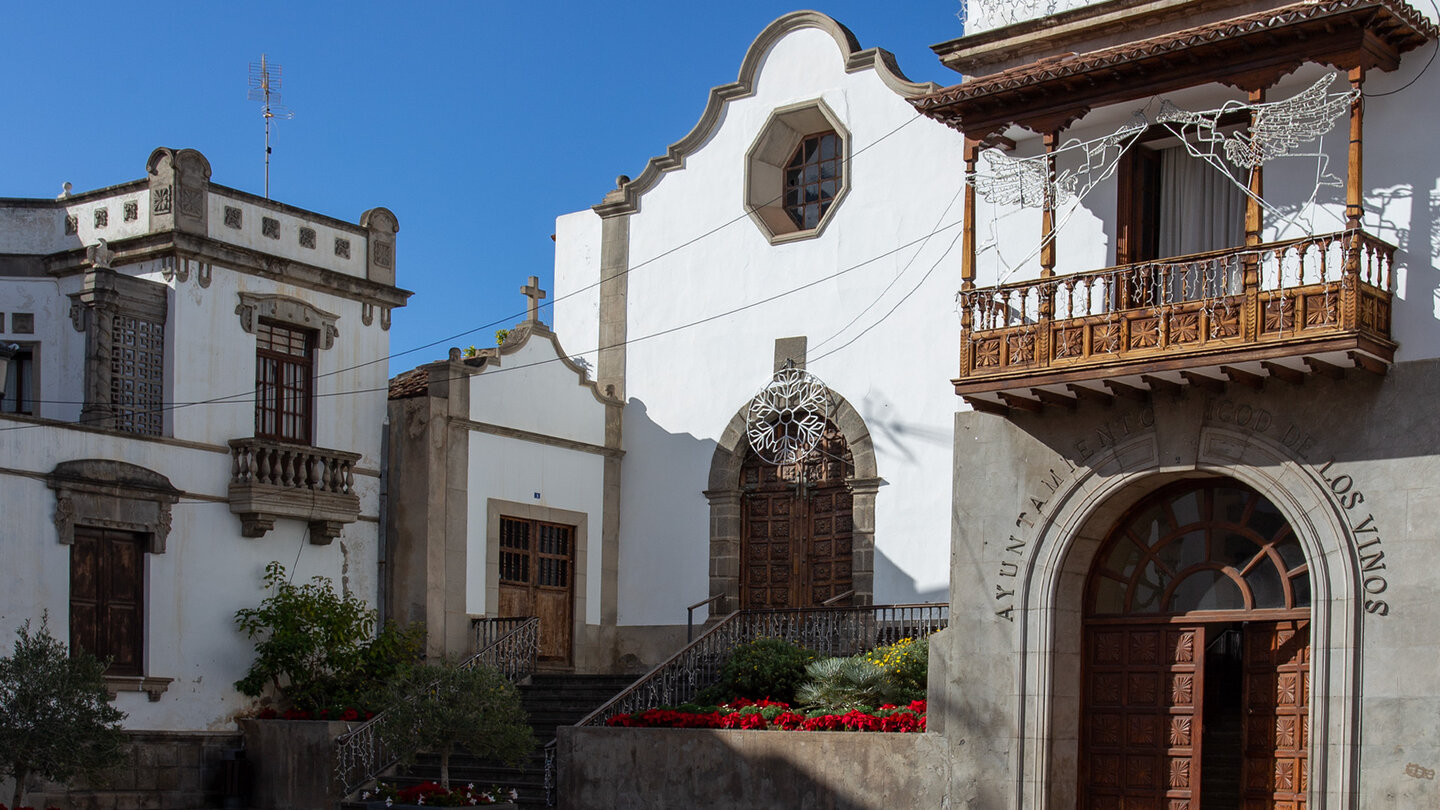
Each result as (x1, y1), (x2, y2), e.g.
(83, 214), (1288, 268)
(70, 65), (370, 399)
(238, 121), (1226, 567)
(1158, 145), (1246, 299)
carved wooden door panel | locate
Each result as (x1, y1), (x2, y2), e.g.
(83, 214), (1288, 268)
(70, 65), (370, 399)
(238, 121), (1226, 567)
(1242, 620), (1310, 810)
(740, 426), (854, 609)
(497, 517), (573, 666)
(1084, 624), (1204, 810)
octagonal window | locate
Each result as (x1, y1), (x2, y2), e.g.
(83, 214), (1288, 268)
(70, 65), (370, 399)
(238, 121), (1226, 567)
(746, 100), (850, 243)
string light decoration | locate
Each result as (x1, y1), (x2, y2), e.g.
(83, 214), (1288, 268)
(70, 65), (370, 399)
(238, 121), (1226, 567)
(970, 115), (1147, 208)
(958, 0), (1089, 33)
(1157, 74), (1357, 170)
(745, 364), (833, 466)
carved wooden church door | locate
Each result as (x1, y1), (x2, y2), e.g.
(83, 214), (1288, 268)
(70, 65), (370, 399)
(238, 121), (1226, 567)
(740, 425), (854, 608)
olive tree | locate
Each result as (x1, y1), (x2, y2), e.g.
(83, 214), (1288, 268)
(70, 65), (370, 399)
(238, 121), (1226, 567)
(0, 619), (127, 808)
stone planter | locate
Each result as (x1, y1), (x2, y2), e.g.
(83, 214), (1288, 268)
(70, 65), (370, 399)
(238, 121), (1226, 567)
(239, 718), (353, 810)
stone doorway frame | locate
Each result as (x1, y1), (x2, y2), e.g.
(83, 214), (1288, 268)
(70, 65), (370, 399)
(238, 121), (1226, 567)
(1014, 426), (1363, 810)
(705, 389), (879, 614)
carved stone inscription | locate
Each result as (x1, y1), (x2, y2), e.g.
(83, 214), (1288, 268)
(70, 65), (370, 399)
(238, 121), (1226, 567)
(991, 406), (1157, 622)
(1202, 398), (1390, 616)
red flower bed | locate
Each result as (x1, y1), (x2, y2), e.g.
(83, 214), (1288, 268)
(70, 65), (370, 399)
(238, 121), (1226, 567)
(604, 699), (926, 733)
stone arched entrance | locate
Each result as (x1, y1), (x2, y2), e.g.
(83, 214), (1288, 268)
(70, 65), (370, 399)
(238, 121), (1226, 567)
(1010, 424), (1362, 810)
(705, 389), (878, 612)
(1079, 478), (1311, 809)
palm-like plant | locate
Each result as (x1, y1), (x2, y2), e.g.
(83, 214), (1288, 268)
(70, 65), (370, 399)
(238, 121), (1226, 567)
(795, 657), (910, 713)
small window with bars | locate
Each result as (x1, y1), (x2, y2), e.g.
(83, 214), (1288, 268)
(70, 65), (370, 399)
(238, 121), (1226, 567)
(783, 131), (842, 230)
(255, 320), (314, 444)
(499, 517), (572, 589)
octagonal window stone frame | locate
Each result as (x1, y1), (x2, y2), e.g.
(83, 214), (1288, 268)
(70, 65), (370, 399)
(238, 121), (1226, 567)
(745, 99), (851, 244)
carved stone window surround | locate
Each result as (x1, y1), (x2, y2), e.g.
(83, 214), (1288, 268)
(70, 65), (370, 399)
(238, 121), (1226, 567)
(235, 292), (339, 350)
(47, 459), (180, 554)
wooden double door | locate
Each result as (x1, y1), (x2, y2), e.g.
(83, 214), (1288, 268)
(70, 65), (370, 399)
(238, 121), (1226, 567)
(1082, 619), (1310, 810)
(497, 516), (573, 666)
(1081, 479), (1314, 809)
(740, 426), (854, 608)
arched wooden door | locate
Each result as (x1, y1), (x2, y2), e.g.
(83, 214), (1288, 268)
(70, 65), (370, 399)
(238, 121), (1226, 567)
(740, 423), (854, 608)
(1081, 479), (1311, 810)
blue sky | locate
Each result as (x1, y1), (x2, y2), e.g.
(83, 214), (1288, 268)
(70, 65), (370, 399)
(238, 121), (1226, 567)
(3, 2), (965, 374)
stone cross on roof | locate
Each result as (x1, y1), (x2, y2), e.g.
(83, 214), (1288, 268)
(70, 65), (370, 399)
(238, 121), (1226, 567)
(521, 275), (546, 323)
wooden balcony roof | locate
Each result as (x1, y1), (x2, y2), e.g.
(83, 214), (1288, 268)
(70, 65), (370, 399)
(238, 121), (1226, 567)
(913, 0), (1438, 138)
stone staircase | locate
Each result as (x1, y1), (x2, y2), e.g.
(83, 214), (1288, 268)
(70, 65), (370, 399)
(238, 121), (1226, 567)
(380, 673), (634, 807)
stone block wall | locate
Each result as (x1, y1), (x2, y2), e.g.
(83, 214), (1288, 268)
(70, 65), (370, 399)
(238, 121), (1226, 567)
(19, 731), (243, 810)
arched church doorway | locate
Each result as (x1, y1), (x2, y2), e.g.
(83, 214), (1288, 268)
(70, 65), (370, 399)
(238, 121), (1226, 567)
(739, 422), (854, 608)
(1080, 478), (1311, 809)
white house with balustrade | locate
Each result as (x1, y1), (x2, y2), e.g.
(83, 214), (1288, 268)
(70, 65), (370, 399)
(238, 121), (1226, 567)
(0, 146), (407, 806)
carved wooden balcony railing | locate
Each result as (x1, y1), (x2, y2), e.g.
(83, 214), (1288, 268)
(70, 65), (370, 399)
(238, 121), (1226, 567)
(227, 437), (362, 542)
(956, 230), (1396, 411)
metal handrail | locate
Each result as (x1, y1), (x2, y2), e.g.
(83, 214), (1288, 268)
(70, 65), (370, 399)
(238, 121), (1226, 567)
(686, 593), (726, 642)
(820, 589), (856, 606)
(333, 616), (541, 798)
(575, 602), (949, 729)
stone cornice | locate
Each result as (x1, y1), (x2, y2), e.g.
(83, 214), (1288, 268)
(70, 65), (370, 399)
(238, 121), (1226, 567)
(491, 321), (622, 407)
(593, 10), (941, 219)
(39, 231), (412, 308)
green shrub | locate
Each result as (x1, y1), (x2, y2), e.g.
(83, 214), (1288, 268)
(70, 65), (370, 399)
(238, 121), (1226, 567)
(234, 561), (423, 712)
(699, 637), (819, 704)
(861, 636), (929, 694)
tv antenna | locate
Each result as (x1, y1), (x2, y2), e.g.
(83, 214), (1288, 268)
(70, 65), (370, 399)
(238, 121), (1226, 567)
(247, 54), (294, 198)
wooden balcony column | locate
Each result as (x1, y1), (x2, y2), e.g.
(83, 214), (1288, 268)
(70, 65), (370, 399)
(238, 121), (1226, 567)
(1243, 87), (1265, 342)
(960, 137), (980, 377)
(1345, 66), (1367, 276)
(1038, 131), (1061, 365)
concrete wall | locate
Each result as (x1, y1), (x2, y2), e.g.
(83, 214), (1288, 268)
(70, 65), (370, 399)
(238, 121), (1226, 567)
(558, 727), (951, 810)
(941, 357), (1440, 809)
(553, 14), (965, 627)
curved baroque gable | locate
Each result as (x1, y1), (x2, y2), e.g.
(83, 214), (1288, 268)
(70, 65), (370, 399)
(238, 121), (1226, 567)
(593, 11), (940, 218)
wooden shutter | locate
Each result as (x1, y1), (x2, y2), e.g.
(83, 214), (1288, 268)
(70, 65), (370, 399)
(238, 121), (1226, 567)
(71, 527), (145, 676)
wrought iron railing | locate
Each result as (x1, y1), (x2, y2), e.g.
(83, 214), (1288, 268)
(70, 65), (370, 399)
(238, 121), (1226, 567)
(229, 437), (361, 495)
(955, 229), (1396, 382)
(333, 616), (541, 798)
(686, 594), (726, 643)
(471, 616), (541, 682)
(575, 603), (949, 728)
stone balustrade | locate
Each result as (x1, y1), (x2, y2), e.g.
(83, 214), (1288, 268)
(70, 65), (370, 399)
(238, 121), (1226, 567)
(227, 437), (362, 543)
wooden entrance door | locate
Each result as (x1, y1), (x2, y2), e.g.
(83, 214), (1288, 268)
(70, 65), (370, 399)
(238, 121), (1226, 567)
(497, 517), (573, 666)
(740, 425), (853, 608)
(1081, 480), (1312, 809)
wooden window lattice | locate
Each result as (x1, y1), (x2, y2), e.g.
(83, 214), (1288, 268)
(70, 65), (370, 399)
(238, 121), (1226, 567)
(110, 314), (164, 436)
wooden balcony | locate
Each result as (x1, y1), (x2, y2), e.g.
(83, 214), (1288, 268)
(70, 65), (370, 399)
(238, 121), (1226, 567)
(957, 230), (1396, 414)
(227, 437), (362, 542)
